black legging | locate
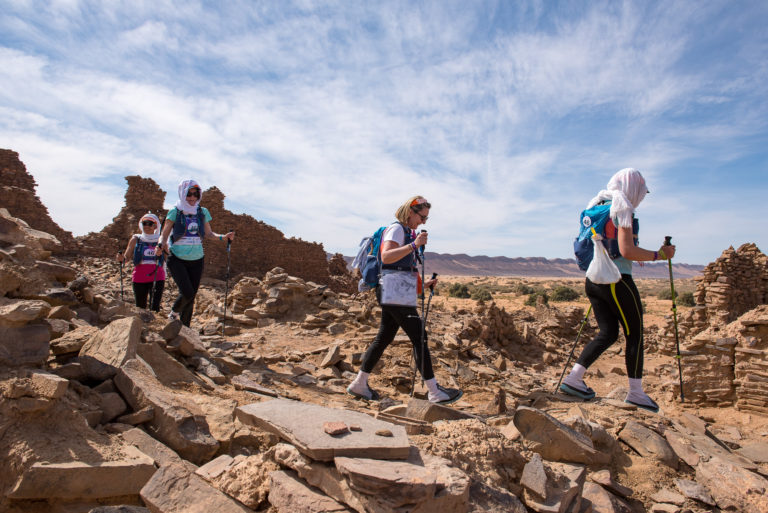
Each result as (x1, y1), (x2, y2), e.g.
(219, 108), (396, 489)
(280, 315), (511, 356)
(167, 255), (204, 327)
(576, 274), (644, 379)
(360, 304), (434, 380)
(132, 280), (165, 312)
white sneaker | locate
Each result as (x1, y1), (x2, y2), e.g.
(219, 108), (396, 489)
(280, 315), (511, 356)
(428, 385), (463, 405)
(625, 391), (659, 413)
(168, 311), (180, 322)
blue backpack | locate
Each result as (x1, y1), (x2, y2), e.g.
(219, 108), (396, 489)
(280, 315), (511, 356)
(352, 226), (388, 291)
(574, 202), (638, 271)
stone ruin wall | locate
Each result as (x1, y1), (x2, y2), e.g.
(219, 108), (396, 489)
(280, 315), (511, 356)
(197, 187), (351, 291)
(659, 243), (768, 413)
(78, 175), (167, 257)
(0, 149), (77, 253)
(0, 150), (355, 292)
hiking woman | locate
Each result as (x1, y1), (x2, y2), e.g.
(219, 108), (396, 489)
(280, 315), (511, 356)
(347, 196), (463, 405)
(115, 212), (165, 312)
(156, 180), (234, 326)
(560, 168), (675, 412)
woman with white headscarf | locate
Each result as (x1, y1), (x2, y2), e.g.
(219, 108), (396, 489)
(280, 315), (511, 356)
(560, 168), (676, 413)
(157, 180), (234, 326)
(116, 212), (166, 311)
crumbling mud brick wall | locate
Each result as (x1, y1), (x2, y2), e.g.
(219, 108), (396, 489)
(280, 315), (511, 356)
(200, 187), (346, 289)
(0, 149), (76, 253)
(77, 175), (167, 256)
(76, 180), (353, 292)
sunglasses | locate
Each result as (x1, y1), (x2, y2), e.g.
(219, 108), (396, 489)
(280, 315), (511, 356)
(411, 208), (428, 222)
(141, 221), (156, 227)
(186, 189), (200, 198)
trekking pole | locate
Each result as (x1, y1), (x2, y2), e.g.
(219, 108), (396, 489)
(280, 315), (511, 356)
(223, 231), (232, 334)
(147, 257), (161, 312)
(555, 305), (592, 394)
(665, 236), (685, 402)
(424, 273), (438, 326)
(410, 234), (427, 396)
(117, 252), (124, 301)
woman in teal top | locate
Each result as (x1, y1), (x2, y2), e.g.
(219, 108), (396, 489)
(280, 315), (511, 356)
(157, 179), (234, 326)
(560, 168), (676, 413)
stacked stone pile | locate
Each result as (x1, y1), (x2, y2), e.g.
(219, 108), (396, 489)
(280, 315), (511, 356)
(658, 244), (768, 408)
(694, 243), (768, 325)
(733, 306), (768, 414)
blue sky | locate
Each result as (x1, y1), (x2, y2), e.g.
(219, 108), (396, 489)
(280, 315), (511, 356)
(1, 1), (766, 265)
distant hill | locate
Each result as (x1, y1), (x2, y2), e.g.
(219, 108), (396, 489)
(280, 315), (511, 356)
(335, 252), (704, 279)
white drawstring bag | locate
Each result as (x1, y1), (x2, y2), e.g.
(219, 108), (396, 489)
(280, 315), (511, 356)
(586, 231), (621, 284)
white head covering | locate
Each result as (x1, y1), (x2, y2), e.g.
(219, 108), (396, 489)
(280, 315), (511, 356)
(175, 179), (201, 215)
(137, 212), (161, 243)
(586, 168), (648, 228)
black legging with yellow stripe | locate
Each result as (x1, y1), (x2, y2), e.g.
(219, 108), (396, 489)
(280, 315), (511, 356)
(576, 274), (644, 379)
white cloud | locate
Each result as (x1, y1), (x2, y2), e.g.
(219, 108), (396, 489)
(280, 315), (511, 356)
(0, 1), (766, 264)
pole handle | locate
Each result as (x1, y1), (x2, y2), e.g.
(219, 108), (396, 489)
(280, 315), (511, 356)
(429, 272), (438, 292)
(664, 236), (672, 246)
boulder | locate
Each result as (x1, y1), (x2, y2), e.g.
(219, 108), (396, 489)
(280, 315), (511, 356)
(171, 325), (207, 356)
(513, 406), (609, 465)
(269, 469), (353, 512)
(140, 463), (253, 513)
(33, 287), (80, 306)
(618, 421), (678, 469)
(137, 341), (204, 387)
(34, 259), (77, 282)
(7, 445), (155, 500)
(695, 455), (768, 513)
(79, 316), (142, 381)
(0, 298), (51, 326)
(196, 453), (279, 509)
(406, 398), (476, 423)
(589, 469), (633, 498)
(521, 459), (586, 513)
(115, 358), (219, 464)
(100, 392), (128, 424)
(581, 482), (632, 513)
(28, 370), (69, 399)
(121, 427), (197, 472)
(0, 324), (50, 366)
(674, 478), (714, 506)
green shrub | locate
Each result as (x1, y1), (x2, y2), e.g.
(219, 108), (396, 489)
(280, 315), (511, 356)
(471, 288), (493, 302)
(657, 288), (677, 300)
(550, 286), (580, 302)
(679, 292), (695, 307)
(516, 283), (536, 295)
(524, 291), (548, 306)
(447, 283), (471, 299)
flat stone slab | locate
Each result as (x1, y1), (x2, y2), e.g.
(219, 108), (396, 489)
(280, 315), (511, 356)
(8, 445), (155, 499)
(273, 443), (469, 513)
(236, 399), (409, 461)
(737, 442), (768, 464)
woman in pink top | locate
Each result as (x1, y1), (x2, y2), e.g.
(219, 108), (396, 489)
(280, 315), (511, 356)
(116, 212), (166, 311)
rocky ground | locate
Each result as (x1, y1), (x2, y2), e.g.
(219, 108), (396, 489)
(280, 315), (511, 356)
(1, 206), (768, 513)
